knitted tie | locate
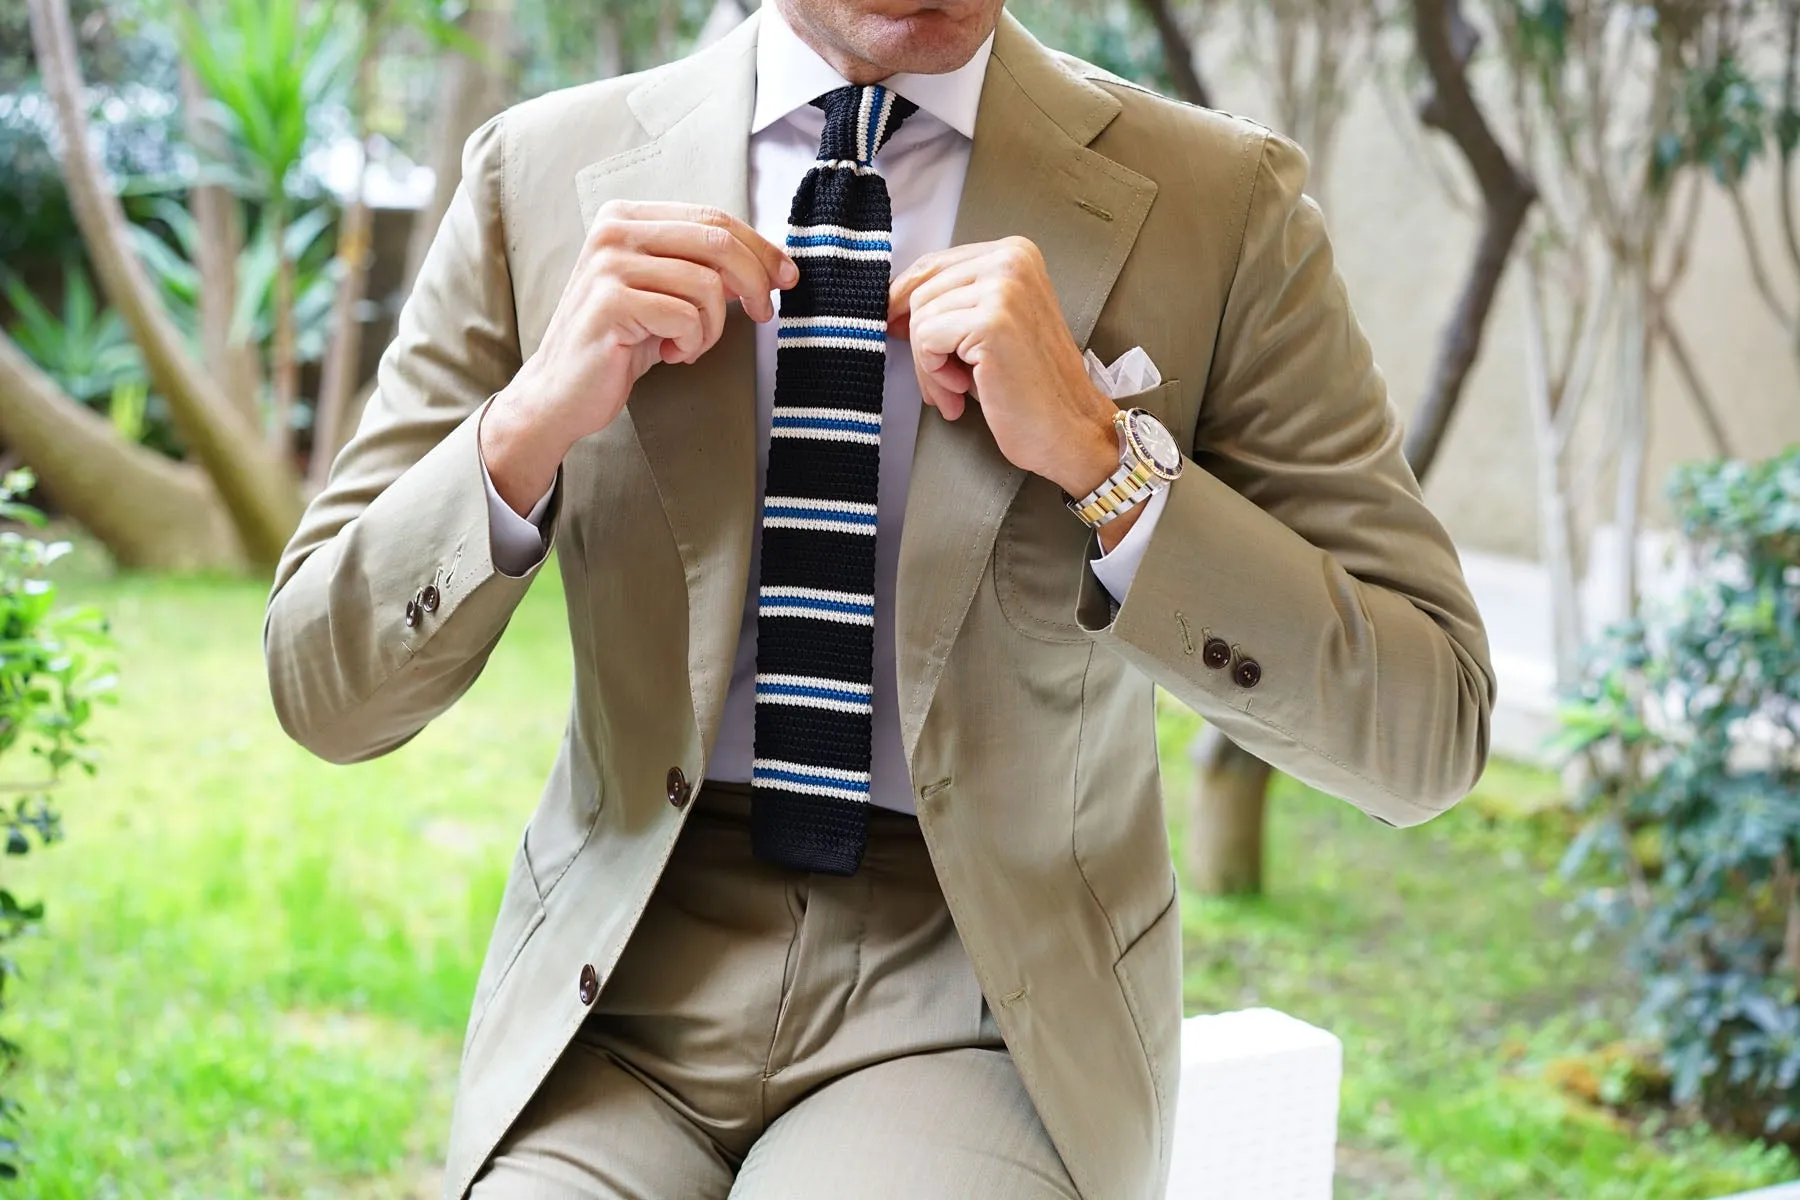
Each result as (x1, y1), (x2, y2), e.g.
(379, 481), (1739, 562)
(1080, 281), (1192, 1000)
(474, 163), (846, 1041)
(750, 84), (918, 876)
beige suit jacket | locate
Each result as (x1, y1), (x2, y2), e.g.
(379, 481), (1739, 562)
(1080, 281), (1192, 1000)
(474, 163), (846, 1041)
(264, 12), (1494, 1199)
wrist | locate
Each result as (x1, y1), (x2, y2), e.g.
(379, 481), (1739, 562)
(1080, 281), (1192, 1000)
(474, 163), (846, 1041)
(480, 380), (572, 517)
(1049, 401), (1122, 498)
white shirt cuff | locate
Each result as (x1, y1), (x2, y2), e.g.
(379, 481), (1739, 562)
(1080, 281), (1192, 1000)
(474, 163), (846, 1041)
(482, 455), (554, 577)
(1088, 484), (1169, 604)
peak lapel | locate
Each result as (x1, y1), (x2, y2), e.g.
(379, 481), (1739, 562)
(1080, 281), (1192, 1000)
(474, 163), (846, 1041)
(573, 13), (761, 762)
(896, 14), (1158, 771)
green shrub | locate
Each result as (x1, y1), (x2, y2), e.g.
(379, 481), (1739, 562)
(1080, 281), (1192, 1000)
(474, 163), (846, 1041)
(1558, 447), (1800, 1140)
(0, 470), (112, 1176)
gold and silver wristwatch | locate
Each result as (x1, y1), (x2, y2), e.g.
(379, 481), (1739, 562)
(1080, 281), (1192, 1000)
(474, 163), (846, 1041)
(1065, 407), (1184, 529)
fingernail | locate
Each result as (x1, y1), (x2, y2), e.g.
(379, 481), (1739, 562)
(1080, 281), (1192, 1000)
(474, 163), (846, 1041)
(779, 259), (799, 286)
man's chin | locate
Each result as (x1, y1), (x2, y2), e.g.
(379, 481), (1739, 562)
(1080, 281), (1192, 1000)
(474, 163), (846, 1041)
(844, 10), (991, 75)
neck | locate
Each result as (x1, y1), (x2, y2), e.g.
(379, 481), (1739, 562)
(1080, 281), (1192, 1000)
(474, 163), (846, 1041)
(772, 0), (895, 86)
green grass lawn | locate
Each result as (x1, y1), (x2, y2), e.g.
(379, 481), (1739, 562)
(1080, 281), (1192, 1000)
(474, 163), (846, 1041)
(5, 565), (1796, 1197)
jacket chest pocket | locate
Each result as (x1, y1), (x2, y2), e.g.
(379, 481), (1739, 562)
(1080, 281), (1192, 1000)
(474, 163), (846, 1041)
(992, 379), (1185, 643)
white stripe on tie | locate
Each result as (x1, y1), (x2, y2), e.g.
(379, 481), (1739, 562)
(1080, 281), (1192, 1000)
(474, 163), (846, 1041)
(769, 427), (880, 445)
(753, 757), (874, 803)
(788, 224), (892, 243)
(807, 160), (878, 177)
(776, 335), (887, 352)
(780, 315), (886, 332)
(754, 671), (875, 714)
(787, 244), (892, 262)
(856, 87), (873, 163)
(871, 88), (894, 159)
(762, 498), (878, 517)
(756, 672), (874, 694)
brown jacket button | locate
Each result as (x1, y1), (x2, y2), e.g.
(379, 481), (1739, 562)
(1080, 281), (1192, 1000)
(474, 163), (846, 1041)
(578, 963), (599, 1006)
(1233, 658), (1262, 688)
(420, 584), (440, 612)
(666, 766), (692, 808)
(404, 598), (421, 628)
(1201, 637), (1231, 670)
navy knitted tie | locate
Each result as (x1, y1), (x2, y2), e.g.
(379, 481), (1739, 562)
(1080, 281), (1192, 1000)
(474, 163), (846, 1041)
(750, 85), (918, 876)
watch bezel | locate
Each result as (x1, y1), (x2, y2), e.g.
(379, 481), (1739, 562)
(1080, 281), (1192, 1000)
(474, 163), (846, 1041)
(1120, 408), (1183, 483)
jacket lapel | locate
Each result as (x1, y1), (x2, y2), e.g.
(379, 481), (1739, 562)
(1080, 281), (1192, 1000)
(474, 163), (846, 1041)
(895, 14), (1158, 771)
(573, 14), (761, 760)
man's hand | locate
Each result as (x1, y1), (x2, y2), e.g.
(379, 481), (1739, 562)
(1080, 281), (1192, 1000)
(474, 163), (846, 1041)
(482, 200), (799, 515)
(888, 237), (1139, 547)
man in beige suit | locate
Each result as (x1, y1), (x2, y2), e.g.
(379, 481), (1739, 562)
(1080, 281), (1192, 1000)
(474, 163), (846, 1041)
(264, 0), (1495, 1196)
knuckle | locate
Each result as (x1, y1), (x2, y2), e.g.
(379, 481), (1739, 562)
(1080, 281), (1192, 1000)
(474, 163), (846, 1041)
(694, 204), (730, 228)
(588, 217), (626, 250)
(1001, 236), (1040, 269)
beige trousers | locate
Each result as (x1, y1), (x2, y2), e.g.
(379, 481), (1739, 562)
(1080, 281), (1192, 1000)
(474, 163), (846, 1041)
(471, 782), (1077, 1199)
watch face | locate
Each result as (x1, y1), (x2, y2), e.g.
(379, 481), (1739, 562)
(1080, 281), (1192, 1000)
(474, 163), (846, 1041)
(1129, 411), (1183, 479)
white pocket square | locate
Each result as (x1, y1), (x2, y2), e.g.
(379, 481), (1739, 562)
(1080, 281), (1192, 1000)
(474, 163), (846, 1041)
(1082, 346), (1163, 399)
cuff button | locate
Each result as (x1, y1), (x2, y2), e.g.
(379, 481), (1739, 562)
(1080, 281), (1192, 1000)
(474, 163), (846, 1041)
(1201, 637), (1231, 670)
(404, 598), (421, 628)
(1233, 658), (1262, 689)
(420, 584), (441, 613)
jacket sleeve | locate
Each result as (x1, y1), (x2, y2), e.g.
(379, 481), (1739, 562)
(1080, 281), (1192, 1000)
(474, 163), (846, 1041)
(1077, 129), (1495, 826)
(263, 111), (561, 764)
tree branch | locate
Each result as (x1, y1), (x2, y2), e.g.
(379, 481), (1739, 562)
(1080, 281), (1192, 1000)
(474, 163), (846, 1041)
(1133, 0), (1215, 108)
(0, 332), (242, 570)
(1726, 183), (1799, 338)
(1650, 315), (1734, 458)
(27, 0), (301, 566)
(1403, 0), (1538, 480)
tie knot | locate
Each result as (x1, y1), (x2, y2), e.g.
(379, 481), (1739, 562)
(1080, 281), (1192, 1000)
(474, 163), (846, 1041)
(812, 84), (918, 166)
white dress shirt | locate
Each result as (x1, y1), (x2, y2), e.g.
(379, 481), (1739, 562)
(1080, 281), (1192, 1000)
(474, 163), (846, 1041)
(484, 5), (1167, 813)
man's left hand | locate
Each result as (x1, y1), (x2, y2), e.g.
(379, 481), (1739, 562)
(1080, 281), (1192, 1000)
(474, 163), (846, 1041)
(888, 237), (1124, 510)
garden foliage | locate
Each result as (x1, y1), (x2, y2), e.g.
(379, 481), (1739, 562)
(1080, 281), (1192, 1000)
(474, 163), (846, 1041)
(0, 471), (111, 1175)
(1560, 446), (1800, 1138)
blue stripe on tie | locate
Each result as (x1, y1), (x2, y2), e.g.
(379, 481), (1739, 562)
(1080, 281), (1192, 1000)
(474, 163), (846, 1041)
(763, 505), (878, 527)
(772, 415), (879, 433)
(786, 234), (893, 250)
(756, 681), (870, 704)
(754, 765), (873, 794)
(866, 85), (885, 163)
(777, 325), (886, 342)
(760, 594), (875, 616)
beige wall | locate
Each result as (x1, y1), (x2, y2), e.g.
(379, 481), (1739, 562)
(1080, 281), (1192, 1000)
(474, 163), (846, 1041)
(1196, 47), (1800, 560)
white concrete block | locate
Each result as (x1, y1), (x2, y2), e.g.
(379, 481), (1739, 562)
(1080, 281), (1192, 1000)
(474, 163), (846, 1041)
(1166, 1008), (1343, 1200)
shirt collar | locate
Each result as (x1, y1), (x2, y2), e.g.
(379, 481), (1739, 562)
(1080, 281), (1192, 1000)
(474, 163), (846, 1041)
(750, 3), (993, 139)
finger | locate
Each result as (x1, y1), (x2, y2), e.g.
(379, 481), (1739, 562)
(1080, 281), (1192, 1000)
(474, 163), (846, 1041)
(599, 201), (797, 301)
(911, 351), (963, 419)
(616, 287), (707, 363)
(901, 260), (989, 324)
(612, 256), (729, 351)
(907, 306), (983, 416)
(889, 243), (993, 317)
(609, 220), (785, 322)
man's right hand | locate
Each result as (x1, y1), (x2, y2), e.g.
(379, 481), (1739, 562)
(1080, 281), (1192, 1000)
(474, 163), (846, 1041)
(480, 200), (798, 516)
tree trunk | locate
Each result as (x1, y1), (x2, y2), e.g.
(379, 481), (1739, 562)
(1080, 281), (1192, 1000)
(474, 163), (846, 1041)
(402, 0), (515, 294)
(269, 204), (299, 462)
(178, 60), (258, 419)
(1403, 0), (1538, 479)
(27, 0), (301, 568)
(309, 48), (378, 490)
(1612, 266), (1649, 622)
(1186, 725), (1271, 895)
(1131, 0), (1215, 108)
(1180, 0), (1533, 899)
(0, 333), (242, 570)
